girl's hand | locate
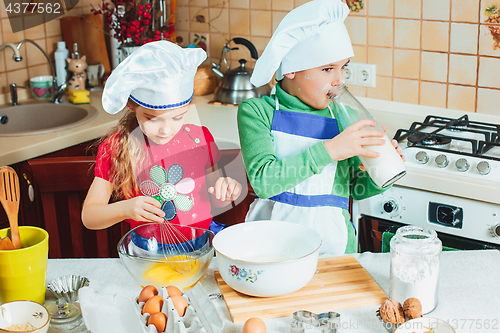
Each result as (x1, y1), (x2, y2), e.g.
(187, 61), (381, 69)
(324, 119), (385, 161)
(359, 125), (406, 171)
(125, 196), (165, 223)
(208, 177), (242, 202)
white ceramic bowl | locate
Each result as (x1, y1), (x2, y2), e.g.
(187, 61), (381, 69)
(213, 220), (321, 297)
(395, 317), (455, 333)
(0, 300), (50, 333)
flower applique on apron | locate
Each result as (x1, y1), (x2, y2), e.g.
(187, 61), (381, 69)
(246, 98), (349, 255)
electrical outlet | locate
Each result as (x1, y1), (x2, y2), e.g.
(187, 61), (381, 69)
(190, 32), (209, 52)
(342, 62), (377, 88)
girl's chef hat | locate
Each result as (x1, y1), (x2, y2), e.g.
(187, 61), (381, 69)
(102, 41), (207, 114)
(250, 0), (353, 87)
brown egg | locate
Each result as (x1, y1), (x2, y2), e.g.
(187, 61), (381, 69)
(147, 312), (167, 333)
(243, 317), (266, 333)
(138, 285), (159, 303)
(166, 285), (182, 297)
(170, 295), (188, 317)
(142, 295), (164, 315)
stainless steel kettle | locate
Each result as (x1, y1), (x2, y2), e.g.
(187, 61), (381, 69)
(211, 38), (271, 105)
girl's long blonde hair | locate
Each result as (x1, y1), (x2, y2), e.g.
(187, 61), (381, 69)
(95, 100), (150, 201)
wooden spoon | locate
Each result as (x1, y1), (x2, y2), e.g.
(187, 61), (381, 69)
(0, 166), (21, 249)
(0, 236), (15, 250)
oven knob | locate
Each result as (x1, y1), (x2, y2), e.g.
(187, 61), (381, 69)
(435, 154), (449, 168)
(415, 151), (429, 164)
(383, 199), (398, 214)
(455, 158), (470, 172)
(491, 224), (500, 238)
(477, 161), (491, 175)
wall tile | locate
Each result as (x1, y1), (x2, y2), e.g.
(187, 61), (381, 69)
(251, 36), (271, 57)
(480, 0), (499, 23)
(420, 51), (448, 82)
(229, 9), (249, 35)
(45, 18), (62, 37)
(209, 0), (226, 7)
(272, 11), (287, 33)
(45, 36), (60, 61)
(367, 0), (393, 17)
(352, 45), (367, 63)
(28, 63), (51, 79)
(395, 0), (421, 19)
(0, 1), (7, 18)
(478, 24), (500, 56)
(394, 49), (420, 79)
(451, 0), (480, 23)
(209, 7), (229, 33)
(348, 85), (367, 97)
(447, 84), (476, 111)
(250, 10), (271, 37)
(345, 16), (367, 45)
(26, 39), (47, 67)
(7, 68), (28, 86)
(449, 23), (478, 54)
(368, 18), (393, 47)
(421, 21), (449, 52)
(448, 54), (477, 85)
(176, 6), (190, 31)
(393, 78), (419, 103)
(367, 76), (392, 100)
(210, 33), (229, 67)
(24, 15), (46, 40)
(477, 88), (500, 115)
(229, 0), (249, 9)
(294, 0), (311, 7)
(478, 56), (500, 88)
(394, 19), (420, 49)
(2, 18), (24, 43)
(422, 0), (449, 21)
(271, 0), (293, 11)
(0, 51), (5, 73)
(250, 0), (270, 10)
(0, 73), (7, 95)
(367, 46), (392, 76)
(190, 7), (209, 32)
(420, 81), (447, 108)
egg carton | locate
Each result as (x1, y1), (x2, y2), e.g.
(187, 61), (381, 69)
(79, 284), (222, 333)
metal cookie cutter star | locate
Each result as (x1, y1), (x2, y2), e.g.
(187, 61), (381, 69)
(291, 310), (341, 333)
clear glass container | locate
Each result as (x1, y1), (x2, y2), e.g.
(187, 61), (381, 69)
(331, 85), (406, 188)
(389, 226), (442, 314)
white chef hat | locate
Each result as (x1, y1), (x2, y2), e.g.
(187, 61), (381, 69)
(102, 41), (207, 114)
(250, 0), (354, 87)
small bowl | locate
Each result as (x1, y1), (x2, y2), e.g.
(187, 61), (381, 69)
(118, 223), (215, 289)
(47, 275), (90, 302)
(395, 317), (455, 333)
(213, 220), (321, 297)
(0, 300), (50, 333)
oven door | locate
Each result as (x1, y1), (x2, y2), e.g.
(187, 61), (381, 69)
(357, 215), (500, 253)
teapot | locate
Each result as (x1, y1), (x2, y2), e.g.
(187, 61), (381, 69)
(211, 38), (271, 105)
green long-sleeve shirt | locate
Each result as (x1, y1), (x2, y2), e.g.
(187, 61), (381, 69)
(237, 83), (388, 203)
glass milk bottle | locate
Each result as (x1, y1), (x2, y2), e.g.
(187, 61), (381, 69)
(389, 226), (442, 314)
(331, 85), (406, 188)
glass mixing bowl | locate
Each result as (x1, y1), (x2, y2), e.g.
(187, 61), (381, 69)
(118, 223), (214, 289)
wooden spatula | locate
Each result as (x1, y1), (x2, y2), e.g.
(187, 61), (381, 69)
(0, 236), (15, 250)
(0, 166), (21, 249)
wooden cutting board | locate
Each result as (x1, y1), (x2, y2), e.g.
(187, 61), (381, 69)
(214, 255), (386, 323)
(60, 14), (111, 75)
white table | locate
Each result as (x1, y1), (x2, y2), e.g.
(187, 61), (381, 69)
(46, 250), (500, 333)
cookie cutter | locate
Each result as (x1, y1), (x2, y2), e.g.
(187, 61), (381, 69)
(291, 310), (340, 333)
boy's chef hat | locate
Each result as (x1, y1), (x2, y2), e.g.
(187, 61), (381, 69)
(102, 41), (207, 114)
(250, 0), (353, 87)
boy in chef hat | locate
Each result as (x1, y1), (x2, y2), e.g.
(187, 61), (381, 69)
(238, 0), (403, 255)
(82, 41), (242, 236)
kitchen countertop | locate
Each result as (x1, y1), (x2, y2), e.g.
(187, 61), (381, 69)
(45, 250), (500, 333)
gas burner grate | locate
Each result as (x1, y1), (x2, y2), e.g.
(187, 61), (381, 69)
(423, 115), (500, 134)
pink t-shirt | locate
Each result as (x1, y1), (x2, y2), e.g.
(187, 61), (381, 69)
(95, 125), (221, 231)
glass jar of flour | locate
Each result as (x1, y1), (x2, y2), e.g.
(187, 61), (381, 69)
(389, 226), (442, 314)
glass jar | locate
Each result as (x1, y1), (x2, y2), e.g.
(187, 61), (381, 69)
(389, 226), (442, 314)
(330, 85), (406, 188)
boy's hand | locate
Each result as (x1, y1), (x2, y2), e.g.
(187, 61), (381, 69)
(324, 119), (385, 161)
(125, 196), (165, 223)
(359, 138), (406, 171)
(208, 177), (242, 202)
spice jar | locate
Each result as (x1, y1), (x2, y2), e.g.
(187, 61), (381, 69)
(389, 226), (442, 315)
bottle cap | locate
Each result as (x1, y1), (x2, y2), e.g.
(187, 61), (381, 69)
(57, 41), (66, 49)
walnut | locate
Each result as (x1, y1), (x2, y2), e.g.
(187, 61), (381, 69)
(403, 297), (422, 320)
(377, 298), (405, 325)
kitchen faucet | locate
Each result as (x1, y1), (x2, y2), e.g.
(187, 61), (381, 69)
(13, 39), (66, 104)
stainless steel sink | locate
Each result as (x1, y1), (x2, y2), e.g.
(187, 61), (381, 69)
(0, 102), (99, 136)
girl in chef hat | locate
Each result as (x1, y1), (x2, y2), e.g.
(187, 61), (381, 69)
(238, 0), (404, 255)
(82, 41), (242, 235)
